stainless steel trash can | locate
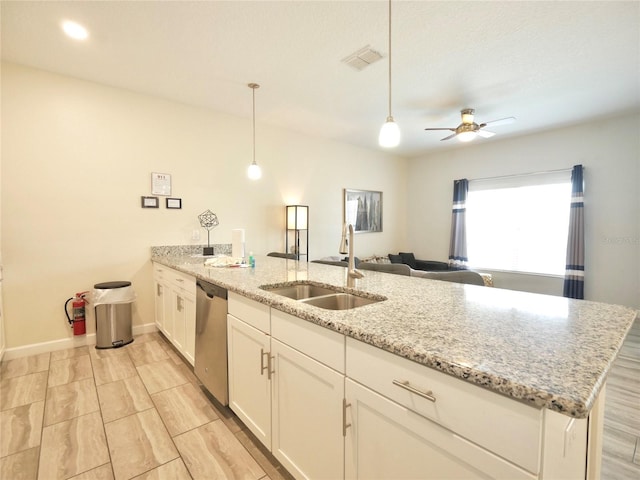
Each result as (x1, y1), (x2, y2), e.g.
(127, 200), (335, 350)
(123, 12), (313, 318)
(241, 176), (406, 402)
(94, 281), (135, 349)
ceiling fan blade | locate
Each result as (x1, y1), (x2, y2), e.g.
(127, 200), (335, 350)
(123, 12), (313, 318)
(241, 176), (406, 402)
(477, 130), (495, 138)
(424, 127), (456, 131)
(479, 117), (516, 128)
(440, 133), (458, 141)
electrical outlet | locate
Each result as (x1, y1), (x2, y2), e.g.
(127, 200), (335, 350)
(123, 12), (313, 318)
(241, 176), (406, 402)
(191, 229), (200, 241)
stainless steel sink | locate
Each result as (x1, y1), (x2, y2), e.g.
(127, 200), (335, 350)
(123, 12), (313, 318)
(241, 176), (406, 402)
(300, 293), (382, 310)
(260, 282), (385, 310)
(260, 283), (339, 300)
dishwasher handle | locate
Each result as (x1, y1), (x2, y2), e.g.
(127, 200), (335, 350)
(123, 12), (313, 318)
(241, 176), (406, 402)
(196, 280), (228, 300)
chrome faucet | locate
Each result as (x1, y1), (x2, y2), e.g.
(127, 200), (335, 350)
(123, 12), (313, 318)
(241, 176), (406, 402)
(339, 223), (364, 288)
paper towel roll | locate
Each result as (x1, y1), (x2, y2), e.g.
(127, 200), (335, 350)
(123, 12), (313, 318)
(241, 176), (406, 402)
(232, 229), (245, 259)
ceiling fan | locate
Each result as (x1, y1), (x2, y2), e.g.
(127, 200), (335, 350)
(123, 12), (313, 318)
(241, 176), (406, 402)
(425, 108), (516, 142)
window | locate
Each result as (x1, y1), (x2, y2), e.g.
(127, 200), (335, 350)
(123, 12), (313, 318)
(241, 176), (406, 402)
(466, 170), (571, 275)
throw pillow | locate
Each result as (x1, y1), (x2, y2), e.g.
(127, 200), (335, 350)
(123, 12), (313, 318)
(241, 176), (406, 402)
(399, 252), (417, 269)
(388, 254), (402, 264)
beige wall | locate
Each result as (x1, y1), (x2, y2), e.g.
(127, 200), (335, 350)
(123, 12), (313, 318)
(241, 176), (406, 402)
(1, 63), (407, 349)
(407, 112), (640, 309)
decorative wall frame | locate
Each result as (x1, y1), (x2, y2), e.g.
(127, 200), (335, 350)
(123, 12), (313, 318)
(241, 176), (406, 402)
(344, 189), (383, 233)
(151, 172), (171, 196)
(166, 198), (182, 209)
(141, 196), (159, 208)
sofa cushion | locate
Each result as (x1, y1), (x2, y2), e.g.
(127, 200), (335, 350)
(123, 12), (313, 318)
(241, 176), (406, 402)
(359, 263), (412, 276)
(388, 254), (402, 264)
(399, 252), (417, 269)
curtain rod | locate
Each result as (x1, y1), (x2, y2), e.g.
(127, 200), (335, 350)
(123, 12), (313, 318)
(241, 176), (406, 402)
(470, 167), (573, 183)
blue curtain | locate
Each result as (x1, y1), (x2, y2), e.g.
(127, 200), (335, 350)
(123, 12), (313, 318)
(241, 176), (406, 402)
(448, 179), (469, 270)
(563, 165), (584, 299)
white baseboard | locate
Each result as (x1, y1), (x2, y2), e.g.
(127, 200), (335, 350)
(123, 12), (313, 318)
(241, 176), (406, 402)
(2, 323), (158, 361)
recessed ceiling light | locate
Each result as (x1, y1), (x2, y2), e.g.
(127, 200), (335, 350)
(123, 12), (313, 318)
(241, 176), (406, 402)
(62, 20), (89, 40)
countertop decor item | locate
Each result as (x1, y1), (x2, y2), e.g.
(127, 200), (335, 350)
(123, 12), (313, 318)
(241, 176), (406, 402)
(198, 209), (219, 256)
(286, 205), (308, 261)
(247, 83), (262, 180)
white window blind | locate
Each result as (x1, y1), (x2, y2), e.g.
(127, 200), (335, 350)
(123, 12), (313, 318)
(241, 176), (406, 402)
(466, 170), (572, 275)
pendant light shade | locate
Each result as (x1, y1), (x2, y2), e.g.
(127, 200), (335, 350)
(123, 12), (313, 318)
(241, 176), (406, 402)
(379, 0), (400, 148)
(247, 83), (262, 180)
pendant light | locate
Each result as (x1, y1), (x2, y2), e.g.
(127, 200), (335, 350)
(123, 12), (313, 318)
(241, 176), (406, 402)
(247, 83), (262, 180)
(378, 0), (400, 148)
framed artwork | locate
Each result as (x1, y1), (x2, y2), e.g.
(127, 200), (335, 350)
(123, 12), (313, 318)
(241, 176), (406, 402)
(151, 172), (171, 196)
(141, 196), (159, 208)
(166, 198), (182, 209)
(344, 189), (383, 233)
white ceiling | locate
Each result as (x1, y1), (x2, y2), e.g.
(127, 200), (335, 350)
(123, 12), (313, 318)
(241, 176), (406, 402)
(2, 1), (639, 158)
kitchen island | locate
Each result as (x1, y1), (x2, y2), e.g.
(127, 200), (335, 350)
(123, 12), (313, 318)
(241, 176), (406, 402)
(152, 253), (638, 479)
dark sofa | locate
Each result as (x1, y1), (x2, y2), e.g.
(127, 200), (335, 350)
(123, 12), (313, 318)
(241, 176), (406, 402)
(388, 252), (452, 271)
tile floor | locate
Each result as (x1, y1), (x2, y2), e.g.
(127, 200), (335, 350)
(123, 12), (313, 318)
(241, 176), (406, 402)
(0, 332), (293, 480)
(1, 320), (639, 479)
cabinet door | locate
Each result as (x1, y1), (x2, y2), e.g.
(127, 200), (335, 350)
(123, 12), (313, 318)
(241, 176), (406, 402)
(153, 281), (165, 331)
(161, 282), (173, 340)
(271, 339), (344, 480)
(172, 290), (186, 353)
(227, 314), (272, 449)
(182, 291), (196, 366)
(345, 379), (535, 480)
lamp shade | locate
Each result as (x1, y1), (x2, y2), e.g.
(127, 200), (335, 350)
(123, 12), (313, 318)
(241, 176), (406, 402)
(286, 205), (308, 230)
(378, 118), (401, 147)
(457, 131), (477, 142)
(247, 162), (262, 180)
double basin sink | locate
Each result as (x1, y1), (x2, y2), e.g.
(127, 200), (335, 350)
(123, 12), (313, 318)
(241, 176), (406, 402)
(260, 282), (385, 310)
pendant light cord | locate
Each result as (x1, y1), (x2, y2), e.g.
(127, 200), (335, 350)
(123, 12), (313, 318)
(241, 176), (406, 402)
(252, 86), (256, 165)
(387, 0), (392, 119)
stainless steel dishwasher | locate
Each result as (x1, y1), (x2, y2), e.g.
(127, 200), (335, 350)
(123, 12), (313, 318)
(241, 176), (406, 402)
(195, 279), (228, 405)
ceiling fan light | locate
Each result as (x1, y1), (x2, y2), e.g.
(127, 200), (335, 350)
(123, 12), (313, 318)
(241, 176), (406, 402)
(457, 131), (477, 142)
(379, 117), (401, 147)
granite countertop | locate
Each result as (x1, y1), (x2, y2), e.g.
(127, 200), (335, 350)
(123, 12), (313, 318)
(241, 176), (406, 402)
(152, 253), (638, 419)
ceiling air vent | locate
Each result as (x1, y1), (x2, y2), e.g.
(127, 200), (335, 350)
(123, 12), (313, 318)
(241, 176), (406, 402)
(341, 45), (383, 71)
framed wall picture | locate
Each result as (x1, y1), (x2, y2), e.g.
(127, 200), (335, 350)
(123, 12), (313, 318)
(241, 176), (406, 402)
(151, 172), (171, 196)
(344, 189), (383, 233)
(141, 196), (159, 208)
(166, 198), (182, 209)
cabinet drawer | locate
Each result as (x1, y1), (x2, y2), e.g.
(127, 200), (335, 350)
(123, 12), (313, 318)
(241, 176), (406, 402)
(153, 262), (166, 281)
(167, 269), (196, 296)
(346, 337), (542, 474)
(228, 292), (270, 333)
(271, 310), (345, 373)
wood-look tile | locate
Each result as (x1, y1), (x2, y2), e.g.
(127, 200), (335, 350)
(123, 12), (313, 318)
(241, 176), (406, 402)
(175, 362), (200, 387)
(97, 376), (153, 424)
(89, 345), (131, 360)
(0, 446), (39, 480)
(39, 411), (110, 479)
(235, 428), (294, 480)
(104, 408), (178, 480)
(127, 341), (169, 367)
(132, 332), (165, 345)
(152, 383), (218, 436)
(48, 356), (93, 387)
(0, 353), (50, 380)
(0, 401), (44, 457)
(137, 359), (188, 395)
(174, 420), (265, 480)
(604, 388), (640, 436)
(91, 351), (137, 386)
(0, 372), (48, 411)
(51, 346), (91, 362)
(44, 378), (99, 426)
(131, 458), (191, 480)
(68, 463), (114, 480)
(602, 453), (640, 480)
(603, 425), (638, 463)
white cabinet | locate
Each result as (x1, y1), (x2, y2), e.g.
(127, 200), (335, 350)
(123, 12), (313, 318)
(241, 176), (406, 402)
(345, 378), (535, 480)
(152, 262), (196, 365)
(227, 293), (345, 480)
(227, 312), (272, 448)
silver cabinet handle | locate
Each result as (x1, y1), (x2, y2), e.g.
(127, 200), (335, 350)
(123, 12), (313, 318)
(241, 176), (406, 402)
(392, 380), (436, 403)
(268, 355), (274, 380)
(261, 348), (269, 376)
(175, 278), (184, 283)
(157, 284), (162, 296)
(342, 398), (352, 436)
(176, 296), (183, 312)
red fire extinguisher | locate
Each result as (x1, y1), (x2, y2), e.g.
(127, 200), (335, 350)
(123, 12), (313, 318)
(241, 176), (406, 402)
(65, 292), (89, 336)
